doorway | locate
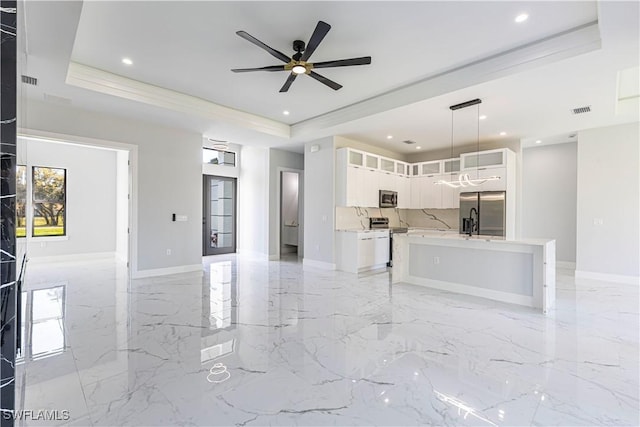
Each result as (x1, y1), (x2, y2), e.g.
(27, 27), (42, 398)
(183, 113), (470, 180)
(280, 171), (302, 258)
(203, 175), (237, 255)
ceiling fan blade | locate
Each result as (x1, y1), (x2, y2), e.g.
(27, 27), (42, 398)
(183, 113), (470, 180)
(231, 65), (286, 73)
(236, 30), (291, 63)
(312, 56), (372, 69)
(279, 73), (298, 93)
(300, 21), (331, 61)
(308, 71), (342, 91)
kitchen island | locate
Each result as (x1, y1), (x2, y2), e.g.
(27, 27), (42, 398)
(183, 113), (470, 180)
(392, 231), (555, 313)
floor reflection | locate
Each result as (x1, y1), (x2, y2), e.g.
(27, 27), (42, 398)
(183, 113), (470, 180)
(18, 284), (65, 363)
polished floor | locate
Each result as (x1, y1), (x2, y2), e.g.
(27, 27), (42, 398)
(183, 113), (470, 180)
(14, 254), (639, 426)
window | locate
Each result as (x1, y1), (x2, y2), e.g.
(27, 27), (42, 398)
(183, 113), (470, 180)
(16, 165), (26, 237)
(16, 166), (67, 238)
(32, 166), (66, 237)
(203, 148), (236, 167)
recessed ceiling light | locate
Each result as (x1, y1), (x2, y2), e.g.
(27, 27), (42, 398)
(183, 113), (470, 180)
(283, 110), (290, 115)
(479, 115), (487, 120)
(500, 132), (507, 136)
(416, 146), (421, 149)
(535, 140), (542, 144)
(515, 13), (529, 23)
(122, 58), (133, 65)
(387, 135), (393, 139)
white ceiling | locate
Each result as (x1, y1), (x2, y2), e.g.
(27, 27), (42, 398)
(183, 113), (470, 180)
(19, 1), (640, 154)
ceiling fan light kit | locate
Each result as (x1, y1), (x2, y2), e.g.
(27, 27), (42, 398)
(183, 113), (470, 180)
(231, 21), (372, 92)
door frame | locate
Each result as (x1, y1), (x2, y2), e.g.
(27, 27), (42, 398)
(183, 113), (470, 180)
(203, 175), (237, 256)
(17, 128), (137, 278)
(274, 167), (304, 260)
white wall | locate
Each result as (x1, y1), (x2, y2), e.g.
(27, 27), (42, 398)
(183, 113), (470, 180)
(268, 148), (304, 257)
(281, 172), (299, 226)
(576, 123), (639, 282)
(522, 142), (577, 263)
(303, 137), (335, 267)
(238, 146), (268, 256)
(23, 100), (202, 274)
(17, 138), (118, 258)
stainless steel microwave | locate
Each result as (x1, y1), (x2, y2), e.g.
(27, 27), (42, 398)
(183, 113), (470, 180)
(379, 190), (398, 208)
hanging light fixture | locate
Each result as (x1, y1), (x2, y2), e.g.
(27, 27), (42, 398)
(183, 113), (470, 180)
(435, 98), (500, 188)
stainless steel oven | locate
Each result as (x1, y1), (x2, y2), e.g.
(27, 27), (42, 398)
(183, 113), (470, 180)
(379, 190), (397, 208)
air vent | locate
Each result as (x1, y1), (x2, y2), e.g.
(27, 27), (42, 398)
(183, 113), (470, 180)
(21, 75), (37, 86)
(402, 140), (417, 145)
(571, 105), (591, 114)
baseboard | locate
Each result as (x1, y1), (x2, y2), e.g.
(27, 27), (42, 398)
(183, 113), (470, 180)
(268, 254), (280, 261)
(575, 270), (639, 285)
(556, 261), (576, 269)
(303, 258), (336, 270)
(27, 251), (116, 264)
(132, 264), (203, 279)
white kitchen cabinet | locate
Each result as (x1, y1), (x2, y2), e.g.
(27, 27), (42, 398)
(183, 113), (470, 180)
(365, 154), (379, 169)
(337, 148), (378, 207)
(473, 167), (507, 191)
(420, 175), (443, 208)
(361, 168), (380, 207)
(420, 161), (441, 176)
(409, 177), (420, 208)
(348, 150), (365, 167)
(461, 149), (506, 170)
(440, 172), (461, 208)
(378, 171), (396, 192)
(336, 230), (389, 273)
(380, 158), (395, 173)
(397, 175), (410, 208)
(443, 158), (461, 173)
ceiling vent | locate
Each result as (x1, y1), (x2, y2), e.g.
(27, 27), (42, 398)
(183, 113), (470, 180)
(402, 140), (417, 145)
(571, 105), (591, 114)
(21, 75), (37, 86)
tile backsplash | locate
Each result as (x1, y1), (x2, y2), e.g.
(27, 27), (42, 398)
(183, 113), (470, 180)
(335, 207), (459, 231)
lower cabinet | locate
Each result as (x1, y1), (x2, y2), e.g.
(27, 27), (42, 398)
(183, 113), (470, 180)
(336, 230), (389, 273)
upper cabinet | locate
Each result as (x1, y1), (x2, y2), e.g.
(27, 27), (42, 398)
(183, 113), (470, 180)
(365, 154), (379, 170)
(420, 161), (441, 176)
(380, 158), (395, 173)
(461, 149), (506, 170)
(443, 158), (460, 173)
(348, 150), (364, 167)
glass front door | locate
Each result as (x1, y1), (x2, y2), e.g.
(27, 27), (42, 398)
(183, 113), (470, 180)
(203, 176), (236, 255)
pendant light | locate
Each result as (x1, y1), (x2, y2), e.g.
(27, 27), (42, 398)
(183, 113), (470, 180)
(435, 98), (500, 188)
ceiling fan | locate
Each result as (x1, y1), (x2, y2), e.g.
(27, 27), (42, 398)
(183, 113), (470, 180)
(231, 21), (372, 93)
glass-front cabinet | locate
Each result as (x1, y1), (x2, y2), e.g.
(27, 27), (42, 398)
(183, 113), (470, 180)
(348, 150), (364, 167)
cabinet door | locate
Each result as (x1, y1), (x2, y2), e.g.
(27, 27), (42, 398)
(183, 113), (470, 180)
(421, 162), (441, 175)
(348, 150), (364, 167)
(397, 176), (410, 208)
(380, 158), (395, 173)
(361, 168), (379, 207)
(420, 176), (442, 208)
(410, 177), (421, 208)
(379, 172), (396, 192)
(374, 236), (390, 266)
(476, 167), (506, 191)
(462, 150), (504, 170)
(345, 166), (361, 206)
(440, 173), (461, 209)
(357, 237), (375, 268)
(365, 154), (379, 170)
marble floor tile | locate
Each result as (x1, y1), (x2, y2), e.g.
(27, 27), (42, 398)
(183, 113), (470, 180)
(14, 255), (640, 426)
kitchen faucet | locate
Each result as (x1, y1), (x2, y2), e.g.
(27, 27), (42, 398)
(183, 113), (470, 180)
(466, 207), (478, 236)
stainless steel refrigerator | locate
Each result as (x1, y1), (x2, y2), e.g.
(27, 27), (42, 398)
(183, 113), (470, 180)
(459, 191), (506, 236)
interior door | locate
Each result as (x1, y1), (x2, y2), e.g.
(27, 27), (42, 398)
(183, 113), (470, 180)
(203, 175), (236, 255)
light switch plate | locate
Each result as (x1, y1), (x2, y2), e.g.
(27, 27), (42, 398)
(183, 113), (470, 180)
(176, 215), (188, 222)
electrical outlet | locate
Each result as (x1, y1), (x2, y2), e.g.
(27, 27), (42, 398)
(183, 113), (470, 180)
(166, 249), (171, 256)
(433, 257), (440, 265)
(593, 218), (604, 226)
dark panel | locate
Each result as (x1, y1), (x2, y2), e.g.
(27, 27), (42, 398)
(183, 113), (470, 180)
(0, 1), (17, 425)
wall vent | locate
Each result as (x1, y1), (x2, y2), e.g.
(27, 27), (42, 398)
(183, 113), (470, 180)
(21, 75), (37, 86)
(571, 105), (591, 114)
(402, 140), (417, 145)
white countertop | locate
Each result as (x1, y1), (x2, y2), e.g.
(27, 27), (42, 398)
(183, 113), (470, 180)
(398, 230), (554, 246)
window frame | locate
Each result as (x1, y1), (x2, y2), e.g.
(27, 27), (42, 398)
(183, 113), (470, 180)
(16, 164), (27, 239)
(31, 165), (67, 238)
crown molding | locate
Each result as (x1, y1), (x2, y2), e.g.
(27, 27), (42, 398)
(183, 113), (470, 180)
(66, 62), (290, 139)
